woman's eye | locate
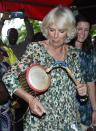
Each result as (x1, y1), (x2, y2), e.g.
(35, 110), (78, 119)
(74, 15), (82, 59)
(85, 29), (89, 32)
(49, 29), (54, 32)
(60, 30), (64, 33)
(77, 28), (82, 31)
(59, 29), (66, 33)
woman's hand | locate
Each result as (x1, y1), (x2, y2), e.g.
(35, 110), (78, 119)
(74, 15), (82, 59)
(15, 88), (46, 117)
(76, 81), (87, 96)
(29, 96), (46, 117)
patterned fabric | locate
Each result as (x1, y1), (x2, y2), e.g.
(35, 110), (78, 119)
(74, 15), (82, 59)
(93, 48), (96, 81)
(79, 50), (95, 82)
(78, 49), (94, 126)
(3, 42), (84, 131)
(79, 101), (92, 126)
(0, 101), (13, 131)
(0, 46), (14, 131)
(0, 46), (17, 65)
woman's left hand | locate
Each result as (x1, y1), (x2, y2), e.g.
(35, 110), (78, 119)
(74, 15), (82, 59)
(76, 81), (87, 96)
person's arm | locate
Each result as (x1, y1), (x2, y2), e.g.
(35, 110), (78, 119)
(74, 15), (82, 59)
(14, 88), (46, 116)
(0, 12), (10, 36)
(24, 16), (34, 43)
(2, 69), (46, 117)
(87, 82), (96, 125)
(0, 16), (5, 36)
(3, 42), (46, 116)
(71, 48), (88, 97)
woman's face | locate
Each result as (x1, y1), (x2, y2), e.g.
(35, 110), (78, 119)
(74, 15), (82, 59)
(76, 21), (90, 43)
(47, 24), (67, 48)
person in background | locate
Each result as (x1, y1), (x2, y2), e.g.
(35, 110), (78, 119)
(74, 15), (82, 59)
(0, 45), (13, 131)
(0, 13), (17, 66)
(92, 36), (96, 82)
(6, 13), (34, 60)
(69, 15), (96, 131)
(3, 6), (88, 131)
(32, 32), (46, 42)
(0, 12), (34, 131)
(6, 13), (34, 131)
(0, 14), (16, 131)
(0, 42), (14, 131)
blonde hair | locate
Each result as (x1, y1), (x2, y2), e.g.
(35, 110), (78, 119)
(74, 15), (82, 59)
(41, 6), (76, 43)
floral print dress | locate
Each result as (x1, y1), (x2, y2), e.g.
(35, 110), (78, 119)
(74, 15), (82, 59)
(78, 49), (95, 126)
(3, 42), (83, 131)
(93, 48), (96, 81)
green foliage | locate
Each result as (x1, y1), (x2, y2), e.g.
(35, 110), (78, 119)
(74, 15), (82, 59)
(18, 19), (41, 43)
(91, 24), (96, 37)
(31, 19), (41, 33)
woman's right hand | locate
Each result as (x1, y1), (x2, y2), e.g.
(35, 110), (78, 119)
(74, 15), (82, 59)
(15, 88), (46, 117)
(29, 96), (46, 117)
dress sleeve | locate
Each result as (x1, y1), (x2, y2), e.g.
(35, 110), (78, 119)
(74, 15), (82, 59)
(2, 42), (35, 96)
(70, 48), (84, 83)
(2, 71), (22, 96)
(85, 54), (95, 82)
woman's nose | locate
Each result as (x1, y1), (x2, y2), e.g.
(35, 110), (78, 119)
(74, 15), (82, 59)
(80, 30), (85, 36)
(54, 31), (58, 38)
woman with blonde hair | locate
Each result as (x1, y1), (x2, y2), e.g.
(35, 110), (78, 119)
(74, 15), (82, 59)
(3, 6), (87, 131)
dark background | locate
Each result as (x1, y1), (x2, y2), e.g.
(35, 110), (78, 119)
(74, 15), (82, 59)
(73, 0), (96, 24)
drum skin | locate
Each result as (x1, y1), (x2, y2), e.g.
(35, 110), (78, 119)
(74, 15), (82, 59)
(26, 64), (51, 93)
